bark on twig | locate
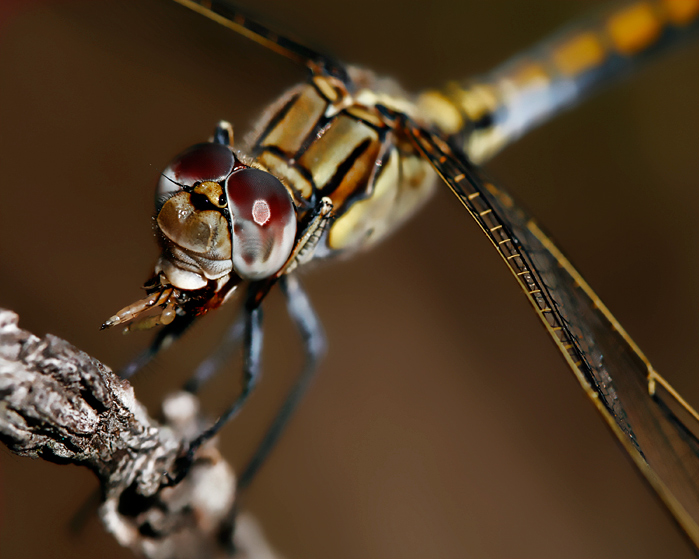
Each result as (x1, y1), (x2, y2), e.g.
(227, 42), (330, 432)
(0, 308), (279, 559)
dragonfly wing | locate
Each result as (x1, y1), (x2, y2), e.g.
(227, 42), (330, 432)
(171, 0), (349, 81)
(403, 121), (699, 546)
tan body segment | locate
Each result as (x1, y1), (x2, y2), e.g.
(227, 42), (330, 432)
(251, 75), (436, 255)
(418, 0), (699, 163)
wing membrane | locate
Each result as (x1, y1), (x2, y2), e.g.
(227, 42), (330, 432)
(404, 120), (699, 546)
(172, 0), (348, 80)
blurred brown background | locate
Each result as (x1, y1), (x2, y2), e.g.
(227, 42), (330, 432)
(1, 1), (698, 557)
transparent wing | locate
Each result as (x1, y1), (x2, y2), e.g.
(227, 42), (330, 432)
(402, 119), (699, 547)
(172, 0), (349, 81)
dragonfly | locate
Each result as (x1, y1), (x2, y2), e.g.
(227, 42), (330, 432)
(0, 0), (696, 556)
(96, 0), (699, 546)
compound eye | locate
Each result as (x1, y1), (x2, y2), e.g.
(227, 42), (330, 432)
(156, 143), (235, 210)
(225, 168), (297, 280)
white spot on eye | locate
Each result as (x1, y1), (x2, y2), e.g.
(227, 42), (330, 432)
(252, 199), (270, 226)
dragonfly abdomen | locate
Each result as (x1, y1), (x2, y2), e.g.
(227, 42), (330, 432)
(418, 0), (699, 164)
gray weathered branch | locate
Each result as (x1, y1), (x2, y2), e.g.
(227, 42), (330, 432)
(0, 308), (279, 559)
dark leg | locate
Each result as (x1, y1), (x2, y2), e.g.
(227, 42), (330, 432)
(119, 313), (196, 379)
(183, 311), (246, 394)
(192, 303), (262, 448)
(237, 274), (326, 490)
(174, 186), (331, 394)
(167, 294), (264, 486)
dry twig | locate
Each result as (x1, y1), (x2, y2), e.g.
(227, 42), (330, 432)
(0, 308), (279, 559)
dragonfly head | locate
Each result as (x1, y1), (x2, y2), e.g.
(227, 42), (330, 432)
(102, 126), (297, 331)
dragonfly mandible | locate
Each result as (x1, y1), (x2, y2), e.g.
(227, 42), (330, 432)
(0, 2), (696, 556)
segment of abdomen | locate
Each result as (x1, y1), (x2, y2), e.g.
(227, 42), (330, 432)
(252, 82), (436, 256)
(417, 0), (699, 164)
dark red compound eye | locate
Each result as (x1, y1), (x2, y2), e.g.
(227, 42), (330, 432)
(156, 143), (235, 209)
(225, 168), (297, 280)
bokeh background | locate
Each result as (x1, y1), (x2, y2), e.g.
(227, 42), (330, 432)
(1, 1), (698, 557)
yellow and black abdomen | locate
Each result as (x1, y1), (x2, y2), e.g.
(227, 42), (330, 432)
(419, 0), (699, 163)
(251, 80), (436, 256)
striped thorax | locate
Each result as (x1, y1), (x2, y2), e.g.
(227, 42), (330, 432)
(251, 69), (437, 255)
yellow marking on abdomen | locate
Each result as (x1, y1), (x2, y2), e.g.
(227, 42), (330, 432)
(416, 91), (464, 136)
(607, 2), (662, 55)
(553, 32), (607, 76)
(662, 0), (699, 24)
(510, 62), (550, 89)
(446, 82), (499, 123)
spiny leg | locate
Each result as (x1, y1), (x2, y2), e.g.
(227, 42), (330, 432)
(279, 197), (333, 276)
(238, 274), (326, 490)
(183, 311), (246, 394)
(168, 193), (331, 483)
(120, 313), (196, 379)
(167, 288), (264, 485)
(185, 194), (331, 393)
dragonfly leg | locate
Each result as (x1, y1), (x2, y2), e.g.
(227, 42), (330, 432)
(166, 293), (264, 486)
(119, 313), (196, 379)
(278, 197), (333, 276)
(183, 311), (246, 394)
(238, 274), (326, 490)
